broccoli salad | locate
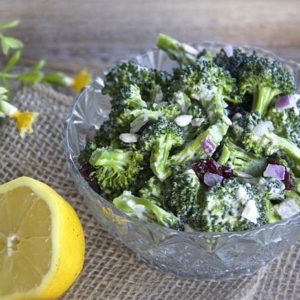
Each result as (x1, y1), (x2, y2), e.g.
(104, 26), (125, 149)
(79, 33), (300, 232)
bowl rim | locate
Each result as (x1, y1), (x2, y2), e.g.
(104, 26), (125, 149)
(64, 41), (300, 239)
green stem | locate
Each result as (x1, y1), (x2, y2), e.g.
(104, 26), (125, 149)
(0, 99), (18, 116)
(218, 145), (231, 164)
(252, 86), (280, 116)
(171, 121), (228, 164)
(267, 132), (300, 163)
(0, 72), (18, 79)
(156, 33), (197, 65)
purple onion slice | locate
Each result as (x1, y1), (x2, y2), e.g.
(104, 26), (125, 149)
(201, 137), (215, 154)
(275, 95), (292, 109)
(263, 163), (286, 180)
(203, 172), (224, 187)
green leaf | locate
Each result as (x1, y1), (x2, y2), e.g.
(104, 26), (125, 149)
(0, 77), (9, 92)
(17, 70), (43, 83)
(0, 87), (8, 101)
(33, 59), (46, 71)
(1, 36), (23, 55)
(1, 38), (9, 55)
(42, 71), (69, 87)
(3, 50), (21, 72)
(0, 20), (20, 30)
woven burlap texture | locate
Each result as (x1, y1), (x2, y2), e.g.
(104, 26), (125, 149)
(1, 84), (300, 300)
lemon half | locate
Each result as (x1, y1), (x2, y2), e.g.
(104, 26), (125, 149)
(0, 177), (85, 300)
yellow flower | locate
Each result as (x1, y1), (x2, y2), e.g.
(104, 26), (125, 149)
(12, 111), (39, 137)
(0, 99), (38, 137)
(71, 70), (91, 92)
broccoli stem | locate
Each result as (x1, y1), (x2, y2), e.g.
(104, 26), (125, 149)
(113, 191), (179, 227)
(150, 134), (174, 181)
(89, 149), (130, 171)
(171, 121), (228, 164)
(264, 199), (281, 223)
(252, 86), (281, 116)
(266, 132), (300, 164)
(218, 138), (267, 176)
(156, 33), (197, 65)
(218, 146), (231, 165)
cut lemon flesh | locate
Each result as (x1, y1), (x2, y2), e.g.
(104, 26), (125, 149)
(0, 177), (85, 300)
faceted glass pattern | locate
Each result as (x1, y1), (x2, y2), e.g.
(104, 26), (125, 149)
(64, 44), (300, 279)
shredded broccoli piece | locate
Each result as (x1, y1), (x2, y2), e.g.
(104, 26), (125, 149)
(189, 177), (283, 232)
(156, 33), (198, 65)
(171, 120), (228, 165)
(171, 58), (234, 124)
(139, 119), (184, 180)
(164, 169), (201, 220)
(218, 138), (267, 176)
(231, 112), (300, 163)
(89, 148), (144, 192)
(138, 176), (164, 204)
(113, 191), (181, 228)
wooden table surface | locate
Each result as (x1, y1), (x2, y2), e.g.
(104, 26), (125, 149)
(1, 0), (300, 75)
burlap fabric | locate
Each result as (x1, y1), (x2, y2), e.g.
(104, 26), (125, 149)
(1, 84), (300, 300)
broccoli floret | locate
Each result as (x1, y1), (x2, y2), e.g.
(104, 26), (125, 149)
(113, 190), (181, 228)
(138, 176), (163, 203)
(150, 102), (181, 120)
(214, 48), (248, 79)
(237, 53), (295, 116)
(267, 98), (300, 147)
(111, 84), (147, 109)
(102, 60), (171, 101)
(197, 49), (214, 61)
(189, 177), (281, 232)
(171, 91), (191, 114)
(156, 33), (198, 65)
(88, 148), (143, 192)
(139, 119), (184, 180)
(171, 120), (229, 165)
(260, 197), (281, 223)
(171, 58), (234, 123)
(231, 112), (300, 163)
(258, 177), (285, 201)
(164, 169), (201, 220)
(218, 138), (267, 176)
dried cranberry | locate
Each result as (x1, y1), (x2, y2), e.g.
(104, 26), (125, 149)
(192, 157), (235, 185)
(283, 170), (295, 189)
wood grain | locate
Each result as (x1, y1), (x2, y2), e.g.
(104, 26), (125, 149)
(1, 0), (300, 73)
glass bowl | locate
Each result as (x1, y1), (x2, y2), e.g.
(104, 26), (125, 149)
(64, 43), (300, 280)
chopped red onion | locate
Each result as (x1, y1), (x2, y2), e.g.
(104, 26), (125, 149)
(223, 44), (233, 57)
(275, 95), (292, 109)
(263, 164), (286, 180)
(204, 172), (224, 187)
(201, 137), (215, 153)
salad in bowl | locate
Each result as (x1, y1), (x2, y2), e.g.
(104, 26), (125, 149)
(79, 33), (300, 233)
(65, 34), (300, 279)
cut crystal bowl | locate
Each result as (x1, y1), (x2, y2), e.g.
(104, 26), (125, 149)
(64, 43), (300, 279)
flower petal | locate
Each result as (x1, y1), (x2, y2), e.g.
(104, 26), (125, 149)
(12, 111), (39, 137)
(71, 70), (91, 92)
